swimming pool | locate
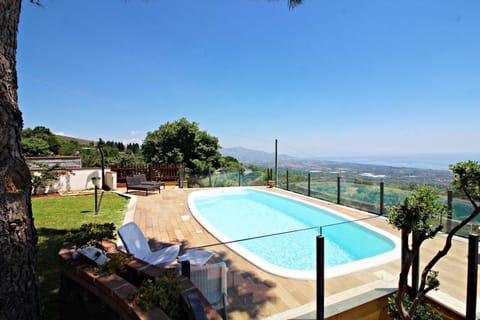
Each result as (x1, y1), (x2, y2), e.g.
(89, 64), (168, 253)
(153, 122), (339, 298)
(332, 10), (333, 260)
(188, 188), (400, 280)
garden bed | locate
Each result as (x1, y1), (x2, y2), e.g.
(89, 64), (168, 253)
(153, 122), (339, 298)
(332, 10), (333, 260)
(58, 240), (222, 320)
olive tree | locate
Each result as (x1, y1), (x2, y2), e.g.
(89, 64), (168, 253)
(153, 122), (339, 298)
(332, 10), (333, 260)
(387, 161), (480, 319)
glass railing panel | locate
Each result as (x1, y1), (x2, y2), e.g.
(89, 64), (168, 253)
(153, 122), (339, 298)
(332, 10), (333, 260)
(382, 185), (411, 208)
(284, 174), (309, 196)
(321, 219), (397, 271)
(451, 196), (477, 221)
(309, 174), (338, 203)
(187, 169), (268, 188)
(241, 170), (266, 186)
(381, 185), (413, 216)
(212, 171), (241, 187)
(180, 215), (401, 319)
(276, 171), (288, 189)
(187, 173), (211, 188)
(338, 178), (380, 213)
(183, 229), (318, 319)
(179, 196), (415, 320)
(443, 218), (480, 238)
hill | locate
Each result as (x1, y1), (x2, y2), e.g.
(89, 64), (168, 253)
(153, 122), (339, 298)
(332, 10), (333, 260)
(220, 147), (296, 166)
(55, 134), (94, 146)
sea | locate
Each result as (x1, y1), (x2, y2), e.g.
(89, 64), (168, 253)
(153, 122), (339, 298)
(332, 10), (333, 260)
(321, 153), (480, 171)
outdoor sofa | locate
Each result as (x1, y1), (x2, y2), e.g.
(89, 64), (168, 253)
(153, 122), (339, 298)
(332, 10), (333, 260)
(125, 175), (159, 195)
(136, 173), (166, 191)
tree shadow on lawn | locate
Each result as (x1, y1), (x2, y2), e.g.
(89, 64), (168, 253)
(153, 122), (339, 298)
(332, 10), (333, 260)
(37, 227), (69, 320)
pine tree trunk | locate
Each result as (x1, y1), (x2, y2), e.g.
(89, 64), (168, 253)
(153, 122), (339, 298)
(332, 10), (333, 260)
(0, 1), (41, 318)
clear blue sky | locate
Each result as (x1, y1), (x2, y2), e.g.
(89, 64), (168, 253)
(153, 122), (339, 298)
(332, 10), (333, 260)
(17, 0), (480, 158)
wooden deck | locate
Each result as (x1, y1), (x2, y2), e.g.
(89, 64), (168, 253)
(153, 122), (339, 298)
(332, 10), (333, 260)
(125, 186), (478, 319)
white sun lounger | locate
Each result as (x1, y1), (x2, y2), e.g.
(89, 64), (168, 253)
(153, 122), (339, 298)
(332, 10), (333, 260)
(118, 222), (180, 266)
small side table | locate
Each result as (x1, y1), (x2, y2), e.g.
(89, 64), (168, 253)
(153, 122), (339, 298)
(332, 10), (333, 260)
(178, 249), (213, 266)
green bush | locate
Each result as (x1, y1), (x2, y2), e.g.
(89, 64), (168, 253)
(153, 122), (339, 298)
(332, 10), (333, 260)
(31, 162), (64, 195)
(64, 223), (116, 247)
(387, 294), (442, 320)
(129, 270), (187, 319)
(94, 252), (134, 276)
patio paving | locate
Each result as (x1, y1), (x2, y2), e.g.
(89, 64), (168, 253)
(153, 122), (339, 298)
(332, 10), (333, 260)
(122, 186), (479, 319)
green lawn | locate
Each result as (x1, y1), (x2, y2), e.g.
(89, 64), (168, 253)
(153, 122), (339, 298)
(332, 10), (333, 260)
(32, 192), (129, 319)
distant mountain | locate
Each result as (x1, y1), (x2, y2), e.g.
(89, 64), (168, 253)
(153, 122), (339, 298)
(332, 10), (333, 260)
(220, 147), (298, 166)
(220, 147), (339, 170)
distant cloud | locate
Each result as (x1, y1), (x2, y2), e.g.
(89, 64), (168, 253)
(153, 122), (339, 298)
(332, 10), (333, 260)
(122, 130), (144, 145)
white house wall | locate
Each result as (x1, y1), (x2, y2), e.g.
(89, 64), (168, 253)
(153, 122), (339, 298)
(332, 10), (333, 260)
(33, 168), (117, 194)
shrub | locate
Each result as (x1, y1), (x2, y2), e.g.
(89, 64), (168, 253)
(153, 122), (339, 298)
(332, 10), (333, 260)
(129, 270), (187, 319)
(94, 252), (134, 276)
(31, 162), (64, 195)
(387, 294), (442, 320)
(64, 223), (116, 247)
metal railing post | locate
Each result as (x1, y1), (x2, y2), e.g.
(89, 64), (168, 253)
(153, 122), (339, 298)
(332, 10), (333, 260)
(208, 168), (212, 187)
(466, 234), (478, 319)
(308, 172), (311, 197)
(380, 182), (384, 215)
(337, 176), (341, 204)
(275, 139), (278, 187)
(317, 235), (325, 320)
(286, 169), (289, 190)
(447, 190), (453, 232)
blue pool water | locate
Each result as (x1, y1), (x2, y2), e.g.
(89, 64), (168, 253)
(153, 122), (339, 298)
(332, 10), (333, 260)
(188, 188), (399, 279)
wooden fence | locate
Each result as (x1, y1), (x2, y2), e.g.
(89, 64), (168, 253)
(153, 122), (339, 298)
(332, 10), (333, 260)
(111, 163), (186, 184)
